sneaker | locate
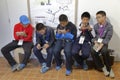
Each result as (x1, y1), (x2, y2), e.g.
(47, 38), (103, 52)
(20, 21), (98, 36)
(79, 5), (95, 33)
(66, 70), (71, 76)
(41, 66), (50, 73)
(109, 69), (115, 78)
(41, 63), (47, 68)
(11, 64), (18, 72)
(74, 61), (80, 67)
(56, 66), (61, 71)
(82, 60), (88, 70)
(17, 64), (25, 71)
(102, 66), (109, 76)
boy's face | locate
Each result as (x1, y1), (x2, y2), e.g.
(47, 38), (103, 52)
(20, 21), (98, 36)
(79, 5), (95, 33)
(37, 28), (46, 35)
(81, 17), (90, 24)
(96, 14), (106, 24)
(21, 23), (29, 27)
(60, 21), (68, 27)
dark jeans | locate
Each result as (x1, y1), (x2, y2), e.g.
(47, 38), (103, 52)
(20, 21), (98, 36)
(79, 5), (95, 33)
(1, 40), (33, 67)
(33, 44), (53, 67)
(72, 42), (91, 64)
(91, 44), (111, 71)
(53, 39), (73, 70)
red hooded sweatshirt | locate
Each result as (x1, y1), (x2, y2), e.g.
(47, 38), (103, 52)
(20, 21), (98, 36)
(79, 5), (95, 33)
(14, 23), (34, 42)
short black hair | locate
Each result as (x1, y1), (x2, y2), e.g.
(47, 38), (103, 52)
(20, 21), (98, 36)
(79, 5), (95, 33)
(59, 14), (68, 22)
(81, 12), (90, 19)
(36, 23), (46, 31)
(96, 11), (106, 16)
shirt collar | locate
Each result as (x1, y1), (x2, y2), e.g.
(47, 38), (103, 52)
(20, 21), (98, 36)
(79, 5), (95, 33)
(98, 21), (107, 28)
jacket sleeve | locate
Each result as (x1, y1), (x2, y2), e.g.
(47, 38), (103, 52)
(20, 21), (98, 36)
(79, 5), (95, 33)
(55, 25), (63, 39)
(14, 24), (20, 40)
(24, 25), (34, 41)
(91, 25), (97, 43)
(102, 25), (113, 44)
(48, 28), (55, 46)
(36, 32), (41, 44)
(71, 24), (77, 40)
(56, 25), (60, 33)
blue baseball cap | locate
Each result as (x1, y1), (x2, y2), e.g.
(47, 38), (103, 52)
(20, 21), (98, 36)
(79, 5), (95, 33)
(19, 15), (30, 25)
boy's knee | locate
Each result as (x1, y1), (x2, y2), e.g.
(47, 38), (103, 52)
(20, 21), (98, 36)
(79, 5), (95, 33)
(24, 49), (31, 54)
(1, 47), (6, 54)
(53, 48), (60, 54)
(82, 53), (90, 59)
(64, 49), (71, 54)
(33, 46), (39, 53)
(101, 48), (108, 54)
(71, 49), (77, 56)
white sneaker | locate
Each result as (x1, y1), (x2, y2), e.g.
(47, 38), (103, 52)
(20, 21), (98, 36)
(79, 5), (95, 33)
(109, 69), (115, 78)
(102, 66), (109, 76)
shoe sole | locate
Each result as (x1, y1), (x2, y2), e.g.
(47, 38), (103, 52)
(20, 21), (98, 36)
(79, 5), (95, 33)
(16, 65), (25, 71)
(11, 68), (17, 72)
(66, 73), (71, 76)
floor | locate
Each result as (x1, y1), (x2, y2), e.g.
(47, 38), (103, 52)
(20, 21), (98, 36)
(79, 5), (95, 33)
(0, 57), (120, 80)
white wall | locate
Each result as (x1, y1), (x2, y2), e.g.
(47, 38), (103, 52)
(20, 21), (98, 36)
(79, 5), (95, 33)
(0, 0), (11, 56)
(77, 0), (120, 61)
(7, 0), (28, 39)
(0, 0), (28, 56)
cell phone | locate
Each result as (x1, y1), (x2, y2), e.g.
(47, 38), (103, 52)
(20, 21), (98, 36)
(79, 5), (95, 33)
(16, 32), (24, 35)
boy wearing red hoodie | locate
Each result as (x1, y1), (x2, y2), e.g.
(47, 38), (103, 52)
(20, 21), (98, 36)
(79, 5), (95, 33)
(1, 15), (34, 72)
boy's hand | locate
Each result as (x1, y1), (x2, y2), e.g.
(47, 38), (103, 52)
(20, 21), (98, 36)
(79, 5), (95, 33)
(20, 32), (27, 37)
(94, 40), (98, 44)
(61, 29), (67, 34)
(16, 32), (21, 36)
(87, 26), (92, 31)
(16, 32), (27, 37)
(58, 29), (67, 34)
(80, 26), (86, 30)
(80, 26), (92, 31)
(36, 44), (41, 50)
(97, 43), (104, 52)
(57, 29), (62, 34)
(43, 44), (49, 49)
(94, 42), (104, 52)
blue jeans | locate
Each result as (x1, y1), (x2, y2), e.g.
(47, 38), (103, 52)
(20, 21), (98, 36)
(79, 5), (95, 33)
(33, 44), (53, 67)
(53, 39), (73, 70)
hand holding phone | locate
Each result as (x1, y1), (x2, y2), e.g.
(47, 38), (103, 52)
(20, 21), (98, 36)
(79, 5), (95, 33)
(16, 32), (27, 37)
